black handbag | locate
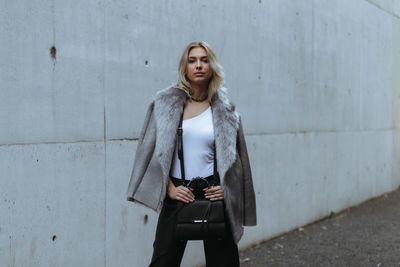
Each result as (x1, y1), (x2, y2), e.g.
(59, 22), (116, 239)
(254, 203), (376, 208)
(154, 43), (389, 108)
(174, 107), (226, 240)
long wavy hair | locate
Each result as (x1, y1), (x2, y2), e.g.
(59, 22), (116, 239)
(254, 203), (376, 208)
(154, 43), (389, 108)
(176, 41), (224, 102)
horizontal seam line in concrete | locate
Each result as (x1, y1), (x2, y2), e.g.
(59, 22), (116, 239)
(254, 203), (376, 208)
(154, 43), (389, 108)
(0, 138), (139, 147)
(0, 128), (393, 147)
(246, 127), (393, 136)
(363, 0), (400, 19)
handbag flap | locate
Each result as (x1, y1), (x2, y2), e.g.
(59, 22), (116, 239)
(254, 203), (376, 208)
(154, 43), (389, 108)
(176, 199), (224, 223)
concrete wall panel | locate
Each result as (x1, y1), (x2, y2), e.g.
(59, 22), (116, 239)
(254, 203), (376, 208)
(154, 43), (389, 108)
(393, 16), (400, 189)
(0, 142), (105, 266)
(394, 129), (400, 187)
(0, 0), (105, 145)
(1, 0), (399, 266)
(104, 140), (206, 267)
(226, 0), (315, 134)
(312, 0), (393, 131)
(103, 0), (247, 140)
(105, 140), (155, 267)
(394, 17), (400, 129)
(228, 0), (395, 135)
(103, 0), (178, 140)
(240, 129), (393, 247)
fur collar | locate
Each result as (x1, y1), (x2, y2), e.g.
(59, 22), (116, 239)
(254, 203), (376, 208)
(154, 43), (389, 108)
(153, 86), (240, 186)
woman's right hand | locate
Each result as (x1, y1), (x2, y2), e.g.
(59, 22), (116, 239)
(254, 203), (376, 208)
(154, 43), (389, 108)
(167, 179), (194, 203)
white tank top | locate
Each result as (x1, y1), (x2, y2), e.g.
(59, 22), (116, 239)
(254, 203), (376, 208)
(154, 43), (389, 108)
(170, 106), (215, 180)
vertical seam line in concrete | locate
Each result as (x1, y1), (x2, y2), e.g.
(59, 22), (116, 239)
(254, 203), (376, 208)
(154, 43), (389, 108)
(311, 0), (314, 87)
(102, 0), (107, 266)
(103, 108), (107, 267)
(392, 15), (395, 190)
(51, 0), (56, 71)
(51, 0), (56, 133)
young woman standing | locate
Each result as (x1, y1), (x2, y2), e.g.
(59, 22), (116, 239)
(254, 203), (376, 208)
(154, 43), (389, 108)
(127, 41), (257, 266)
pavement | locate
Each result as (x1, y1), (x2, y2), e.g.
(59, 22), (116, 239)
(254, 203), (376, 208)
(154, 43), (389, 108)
(239, 188), (400, 266)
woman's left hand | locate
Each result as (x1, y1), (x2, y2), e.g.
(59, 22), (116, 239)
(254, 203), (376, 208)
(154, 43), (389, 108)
(203, 186), (224, 201)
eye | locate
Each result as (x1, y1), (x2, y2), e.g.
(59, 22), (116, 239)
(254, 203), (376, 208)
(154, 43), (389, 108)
(188, 59), (195, 63)
(202, 59), (209, 63)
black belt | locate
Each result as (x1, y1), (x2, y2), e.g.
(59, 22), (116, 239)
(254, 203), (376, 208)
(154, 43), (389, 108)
(170, 173), (220, 188)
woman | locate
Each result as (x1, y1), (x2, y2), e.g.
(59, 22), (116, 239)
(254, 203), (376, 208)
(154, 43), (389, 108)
(127, 41), (257, 266)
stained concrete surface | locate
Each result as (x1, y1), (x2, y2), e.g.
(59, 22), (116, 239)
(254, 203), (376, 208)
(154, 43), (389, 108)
(239, 188), (400, 266)
(1, 0), (399, 266)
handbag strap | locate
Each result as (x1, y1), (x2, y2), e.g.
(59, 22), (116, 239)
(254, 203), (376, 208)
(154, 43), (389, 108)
(177, 107), (186, 181)
(177, 105), (217, 183)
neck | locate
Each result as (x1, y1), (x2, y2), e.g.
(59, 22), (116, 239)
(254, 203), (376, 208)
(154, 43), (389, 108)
(189, 83), (208, 99)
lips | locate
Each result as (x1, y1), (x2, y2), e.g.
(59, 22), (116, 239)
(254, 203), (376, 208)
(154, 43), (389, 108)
(194, 72), (205, 76)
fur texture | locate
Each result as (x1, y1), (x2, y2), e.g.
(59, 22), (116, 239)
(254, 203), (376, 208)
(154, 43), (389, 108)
(127, 86), (256, 244)
(153, 86), (240, 188)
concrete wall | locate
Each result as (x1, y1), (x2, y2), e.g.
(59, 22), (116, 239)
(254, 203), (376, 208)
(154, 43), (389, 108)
(1, 0), (399, 266)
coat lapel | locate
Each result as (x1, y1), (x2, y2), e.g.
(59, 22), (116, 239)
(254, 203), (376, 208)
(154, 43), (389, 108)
(153, 86), (240, 184)
(211, 88), (240, 182)
(153, 86), (186, 184)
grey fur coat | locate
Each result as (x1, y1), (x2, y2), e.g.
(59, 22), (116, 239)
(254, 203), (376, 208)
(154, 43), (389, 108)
(126, 86), (257, 244)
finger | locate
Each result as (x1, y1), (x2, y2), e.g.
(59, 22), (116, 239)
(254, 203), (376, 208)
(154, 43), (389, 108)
(174, 195), (186, 202)
(177, 191), (194, 202)
(179, 197), (191, 203)
(206, 194), (218, 200)
(177, 196), (191, 203)
(209, 192), (224, 200)
(176, 191), (189, 201)
(177, 185), (190, 192)
(173, 192), (184, 202)
(179, 189), (194, 199)
(203, 187), (214, 193)
(206, 186), (222, 193)
(175, 195), (186, 203)
(210, 196), (224, 201)
(185, 189), (195, 198)
(179, 194), (193, 203)
(179, 186), (195, 197)
(205, 189), (223, 198)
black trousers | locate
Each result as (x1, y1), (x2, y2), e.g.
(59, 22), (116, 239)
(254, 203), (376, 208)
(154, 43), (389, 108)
(149, 195), (240, 267)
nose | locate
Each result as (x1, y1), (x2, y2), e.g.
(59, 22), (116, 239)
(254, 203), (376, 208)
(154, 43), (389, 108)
(196, 60), (202, 69)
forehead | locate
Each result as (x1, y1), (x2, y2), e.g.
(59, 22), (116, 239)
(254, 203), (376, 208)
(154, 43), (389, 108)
(188, 46), (208, 57)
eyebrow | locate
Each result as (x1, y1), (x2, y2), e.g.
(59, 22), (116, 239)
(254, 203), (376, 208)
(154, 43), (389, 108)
(188, 56), (208, 59)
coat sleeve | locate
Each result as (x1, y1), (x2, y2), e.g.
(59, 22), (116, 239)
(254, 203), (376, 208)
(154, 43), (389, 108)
(237, 116), (257, 226)
(127, 100), (156, 202)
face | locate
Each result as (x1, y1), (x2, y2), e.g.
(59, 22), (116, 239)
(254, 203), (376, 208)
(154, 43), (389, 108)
(185, 46), (213, 86)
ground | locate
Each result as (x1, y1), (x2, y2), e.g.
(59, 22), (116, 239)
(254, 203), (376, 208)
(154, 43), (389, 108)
(239, 188), (400, 266)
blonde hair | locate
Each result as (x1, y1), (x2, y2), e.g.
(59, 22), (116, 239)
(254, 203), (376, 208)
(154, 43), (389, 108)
(176, 41), (224, 102)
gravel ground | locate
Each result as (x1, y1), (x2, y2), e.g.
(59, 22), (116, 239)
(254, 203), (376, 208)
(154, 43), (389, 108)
(239, 188), (400, 267)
